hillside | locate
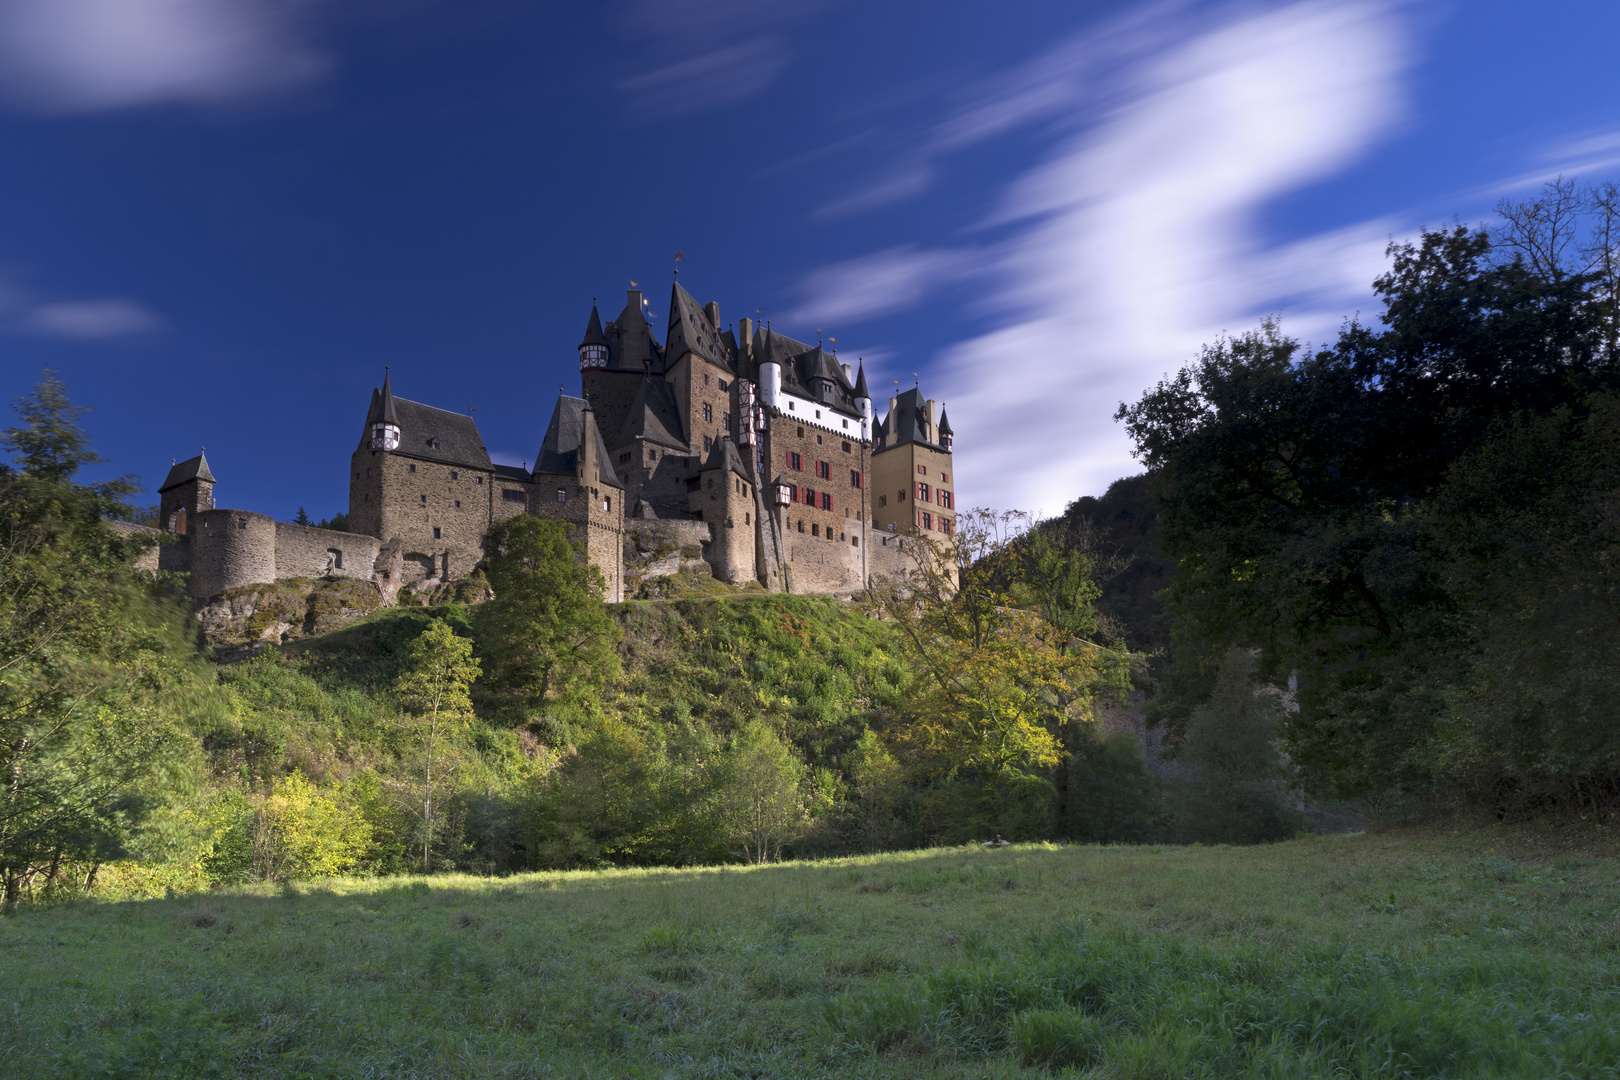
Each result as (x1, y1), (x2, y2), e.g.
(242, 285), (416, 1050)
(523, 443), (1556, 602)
(6, 824), (1617, 1078)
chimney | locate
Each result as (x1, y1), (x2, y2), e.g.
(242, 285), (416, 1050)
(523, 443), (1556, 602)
(841, 363), (852, 382)
(705, 300), (720, 327)
(626, 288), (642, 316)
(738, 316), (753, 359)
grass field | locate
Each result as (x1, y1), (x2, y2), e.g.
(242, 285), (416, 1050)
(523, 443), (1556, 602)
(3, 822), (1618, 1079)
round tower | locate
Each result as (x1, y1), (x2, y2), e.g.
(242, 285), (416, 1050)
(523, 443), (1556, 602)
(579, 301), (608, 370)
(370, 370), (401, 451)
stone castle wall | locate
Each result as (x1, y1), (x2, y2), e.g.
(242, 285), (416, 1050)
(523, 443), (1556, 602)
(190, 509), (278, 599)
(271, 521), (379, 583)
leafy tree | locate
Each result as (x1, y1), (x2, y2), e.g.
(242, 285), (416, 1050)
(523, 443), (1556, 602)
(249, 772), (373, 881)
(395, 617), (480, 871)
(478, 516), (619, 704)
(1117, 204), (1620, 804)
(844, 728), (906, 851)
(868, 508), (1132, 839)
(0, 373), (208, 904)
(1065, 731), (1156, 844)
(714, 721), (809, 864)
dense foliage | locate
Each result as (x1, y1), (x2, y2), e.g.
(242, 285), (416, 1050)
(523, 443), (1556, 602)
(1119, 179), (1620, 812)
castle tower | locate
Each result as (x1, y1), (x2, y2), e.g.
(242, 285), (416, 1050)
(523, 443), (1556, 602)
(157, 451), (215, 535)
(579, 302), (608, 370)
(870, 385), (956, 539)
(581, 289), (660, 450)
(853, 361), (872, 440)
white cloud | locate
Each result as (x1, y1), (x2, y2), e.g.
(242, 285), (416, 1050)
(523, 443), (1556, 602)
(790, 246), (971, 326)
(0, 0), (327, 113)
(805, 2), (1410, 517)
(27, 298), (164, 338)
(619, 36), (786, 118)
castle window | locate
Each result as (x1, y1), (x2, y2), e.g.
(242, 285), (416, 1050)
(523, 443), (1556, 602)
(816, 460), (830, 480)
(723, 411), (731, 431)
(556, 489), (566, 503)
(850, 469), (862, 488)
(797, 427), (803, 437)
(703, 373), (710, 386)
(918, 464), (927, 475)
(899, 489), (906, 501)
(704, 436), (713, 453)
(409, 464), (416, 473)
(703, 403), (713, 423)
(820, 492), (832, 512)
(788, 401), (794, 411)
(503, 489), (526, 503)
(941, 517), (954, 535)
(815, 410), (821, 419)
(420, 494), (427, 504)
(745, 512), (749, 525)
(802, 486), (816, 505)
(427, 438), (440, 450)
(879, 495), (887, 507)
(620, 452), (630, 463)
(603, 497), (611, 512)
(851, 535), (859, 547)
(450, 471), (458, 480)
(917, 482), (930, 501)
(812, 523), (820, 537)
(788, 452), (802, 471)
(939, 490), (953, 510)
(842, 419), (848, 429)
(433, 527), (442, 539)
(920, 512), (933, 531)
(842, 441), (851, 453)
(816, 434), (823, 444)
(476, 476), (483, 484)
(454, 500), (461, 509)
(941, 471), (949, 483)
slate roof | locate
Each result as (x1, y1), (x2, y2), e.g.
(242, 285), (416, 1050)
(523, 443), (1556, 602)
(698, 436), (752, 484)
(606, 291), (663, 373)
(579, 304), (607, 348)
(534, 396), (624, 489)
(664, 282), (734, 372)
(878, 387), (947, 451)
(360, 394), (494, 470)
(853, 361), (870, 400)
(938, 408), (953, 436)
(158, 451), (215, 493)
(613, 377), (687, 451)
(492, 464), (531, 483)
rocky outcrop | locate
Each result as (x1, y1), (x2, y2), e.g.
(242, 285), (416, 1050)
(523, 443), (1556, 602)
(623, 519), (715, 598)
(195, 577), (384, 661)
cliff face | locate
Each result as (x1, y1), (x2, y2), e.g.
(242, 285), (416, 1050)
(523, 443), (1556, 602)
(195, 578), (385, 662)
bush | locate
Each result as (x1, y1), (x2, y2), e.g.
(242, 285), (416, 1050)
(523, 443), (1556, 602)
(250, 772), (372, 881)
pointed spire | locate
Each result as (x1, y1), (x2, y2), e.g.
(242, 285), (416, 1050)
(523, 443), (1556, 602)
(579, 302), (607, 348)
(938, 407), (952, 435)
(854, 361), (870, 399)
(379, 367), (398, 425)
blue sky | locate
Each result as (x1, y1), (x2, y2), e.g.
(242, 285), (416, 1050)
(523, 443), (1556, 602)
(2, 0), (1618, 520)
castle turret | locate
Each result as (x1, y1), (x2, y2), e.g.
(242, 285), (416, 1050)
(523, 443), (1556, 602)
(369, 371), (401, 451)
(853, 361), (872, 424)
(579, 302), (608, 370)
(756, 327), (781, 408)
(938, 407), (953, 452)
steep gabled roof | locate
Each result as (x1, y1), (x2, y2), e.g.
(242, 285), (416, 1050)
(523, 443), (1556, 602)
(854, 361), (870, 400)
(385, 397), (495, 470)
(877, 387), (948, 452)
(698, 436), (752, 484)
(607, 290), (662, 373)
(613, 377), (687, 452)
(938, 408), (953, 436)
(158, 451), (215, 493)
(664, 282), (734, 372)
(534, 396), (623, 489)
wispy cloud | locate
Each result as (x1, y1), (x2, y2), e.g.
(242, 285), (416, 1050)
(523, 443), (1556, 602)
(800, 2), (1413, 516)
(614, 0), (836, 117)
(790, 246), (973, 326)
(0, 0), (329, 113)
(27, 298), (164, 338)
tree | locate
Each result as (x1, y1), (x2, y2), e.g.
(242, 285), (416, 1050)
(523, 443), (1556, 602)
(867, 508), (1132, 839)
(292, 507), (311, 526)
(395, 618), (480, 872)
(714, 721), (808, 864)
(249, 772), (372, 882)
(478, 516), (619, 704)
(1116, 194), (1620, 806)
(1, 372), (208, 904)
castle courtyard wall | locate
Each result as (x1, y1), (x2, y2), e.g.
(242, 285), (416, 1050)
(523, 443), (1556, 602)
(272, 521), (380, 583)
(191, 509), (278, 599)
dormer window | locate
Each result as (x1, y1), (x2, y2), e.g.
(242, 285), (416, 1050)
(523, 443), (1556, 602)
(425, 438), (440, 450)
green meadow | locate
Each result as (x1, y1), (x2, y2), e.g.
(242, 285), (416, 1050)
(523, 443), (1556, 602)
(4, 822), (1617, 1079)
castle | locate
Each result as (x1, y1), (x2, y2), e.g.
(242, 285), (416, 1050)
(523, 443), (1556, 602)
(148, 280), (958, 602)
